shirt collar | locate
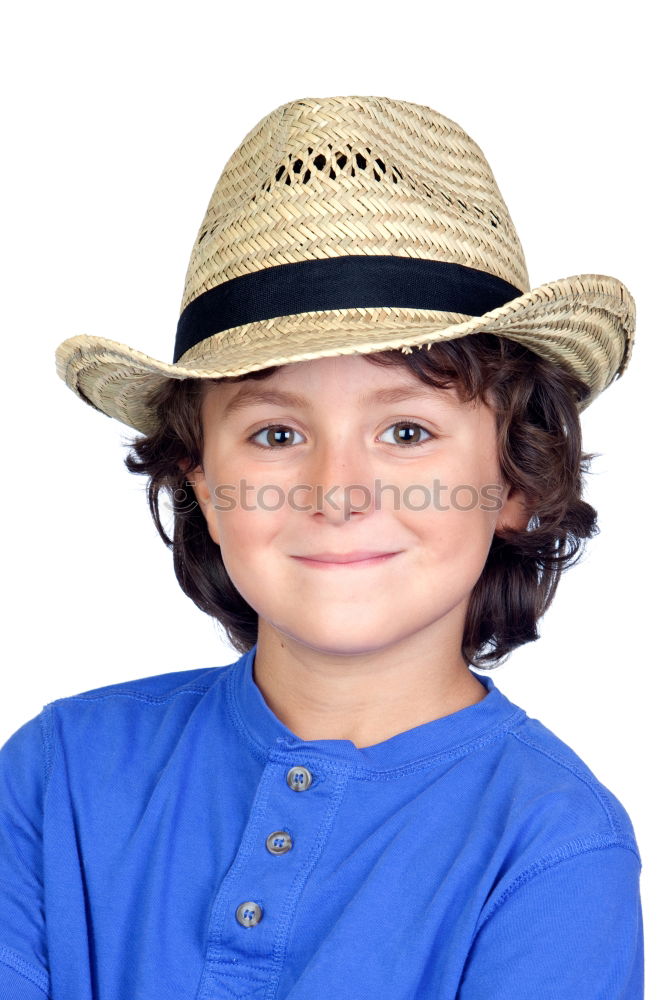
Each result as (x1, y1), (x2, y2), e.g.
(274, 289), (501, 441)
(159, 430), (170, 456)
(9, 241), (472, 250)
(227, 643), (526, 776)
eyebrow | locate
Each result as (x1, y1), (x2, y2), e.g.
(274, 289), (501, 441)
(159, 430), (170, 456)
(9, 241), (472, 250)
(222, 385), (450, 417)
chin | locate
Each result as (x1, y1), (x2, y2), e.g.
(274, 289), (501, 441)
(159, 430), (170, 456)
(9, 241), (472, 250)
(265, 615), (415, 657)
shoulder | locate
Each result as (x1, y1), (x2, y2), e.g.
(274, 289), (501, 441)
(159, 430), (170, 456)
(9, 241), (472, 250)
(37, 659), (242, 777)
(1, 663), (235, 771)
(47, 663), (227, 704)
(492, 704), (640, 865)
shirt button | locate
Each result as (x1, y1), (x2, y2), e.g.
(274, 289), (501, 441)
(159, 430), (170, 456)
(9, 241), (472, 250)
(235, 901), (263, 927)
(286, 765), (313, 791)
(265, 830), (293, 855)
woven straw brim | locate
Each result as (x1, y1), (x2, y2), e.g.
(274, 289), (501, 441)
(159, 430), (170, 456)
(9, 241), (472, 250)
(55, 273), (634, 438)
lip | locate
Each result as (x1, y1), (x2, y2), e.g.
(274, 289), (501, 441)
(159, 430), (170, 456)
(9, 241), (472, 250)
(292, 550), (402, 567)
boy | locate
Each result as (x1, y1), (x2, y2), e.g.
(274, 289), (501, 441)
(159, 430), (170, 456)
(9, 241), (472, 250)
(1, 95), (642, 998)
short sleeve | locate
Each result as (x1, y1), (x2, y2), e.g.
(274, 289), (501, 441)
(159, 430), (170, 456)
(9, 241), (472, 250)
(457, 843), (644, 1000)
(0, 712), (51, 998)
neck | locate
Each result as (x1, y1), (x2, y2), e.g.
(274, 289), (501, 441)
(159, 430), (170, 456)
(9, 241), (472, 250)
(251, 618), (488, 749)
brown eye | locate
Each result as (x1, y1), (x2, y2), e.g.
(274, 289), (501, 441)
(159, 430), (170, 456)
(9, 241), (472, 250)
(378, 422), (433, 447)
(249, 425), (305, 448)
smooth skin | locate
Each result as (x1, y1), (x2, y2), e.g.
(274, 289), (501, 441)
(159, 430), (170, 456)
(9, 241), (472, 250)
(187, 353), (529, 750)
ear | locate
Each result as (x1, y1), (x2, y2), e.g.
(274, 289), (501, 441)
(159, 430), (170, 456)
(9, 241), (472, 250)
(177, 459), (221, 545)
(496, 485), (531, 535)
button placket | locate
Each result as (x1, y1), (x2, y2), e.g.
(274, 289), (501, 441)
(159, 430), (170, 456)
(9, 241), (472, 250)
(234, 764), (314, 929)
(198, 753), (349, 999)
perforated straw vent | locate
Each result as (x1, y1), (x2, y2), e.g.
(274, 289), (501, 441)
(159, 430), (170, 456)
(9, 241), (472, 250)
(54, 95), (636, 437)
(251, 143), (503, 231)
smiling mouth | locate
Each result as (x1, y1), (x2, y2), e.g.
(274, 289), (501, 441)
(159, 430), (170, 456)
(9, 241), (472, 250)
(291, 552), (402, 568)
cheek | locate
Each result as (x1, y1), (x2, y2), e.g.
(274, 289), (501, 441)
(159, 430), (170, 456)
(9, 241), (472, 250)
(401, 448), (499, 526)
(420, 504), (496, 559)
(213, 492), (289, 579)
(406, 479), (498, 586)
(447, 508), (497, 571)
(212, 509), (270, 611)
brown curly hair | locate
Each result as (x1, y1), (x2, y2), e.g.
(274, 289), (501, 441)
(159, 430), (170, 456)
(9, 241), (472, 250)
(122, 333), (599, 669)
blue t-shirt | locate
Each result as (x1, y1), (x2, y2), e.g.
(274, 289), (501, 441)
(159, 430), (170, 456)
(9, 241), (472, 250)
(0, 644), (643, 999)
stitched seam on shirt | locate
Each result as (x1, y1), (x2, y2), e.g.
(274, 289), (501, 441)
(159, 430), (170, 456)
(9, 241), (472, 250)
(39, 704), (55, 790)
(508, 728), (623, 837)
(475, 839), (641, 934)
(266, 775), (350, 1000)
(46, 686), (213, 707)
(227, 666), (526, 775)
(0, 945), (50, 995)
(227, 675), (272, 766)
(228, 676), (527, 778)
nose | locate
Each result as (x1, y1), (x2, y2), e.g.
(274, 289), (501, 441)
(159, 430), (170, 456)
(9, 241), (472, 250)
(305, 435), (377, 523)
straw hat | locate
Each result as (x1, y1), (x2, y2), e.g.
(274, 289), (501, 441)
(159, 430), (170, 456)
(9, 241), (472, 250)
(55, 95), (635, 437)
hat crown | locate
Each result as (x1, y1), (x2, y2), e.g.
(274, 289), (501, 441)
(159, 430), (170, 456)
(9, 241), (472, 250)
(179, 95), (530, 317)
(55, 94), (634, 437)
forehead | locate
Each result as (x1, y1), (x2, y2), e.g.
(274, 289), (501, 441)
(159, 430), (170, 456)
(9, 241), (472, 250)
(203, 354), (475, 416)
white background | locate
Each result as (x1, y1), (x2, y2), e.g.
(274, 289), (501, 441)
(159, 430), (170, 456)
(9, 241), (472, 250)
(2, 1), (662, 993)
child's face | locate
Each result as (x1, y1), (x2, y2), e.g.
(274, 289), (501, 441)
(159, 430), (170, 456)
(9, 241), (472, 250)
(189, 354), (527, 656)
